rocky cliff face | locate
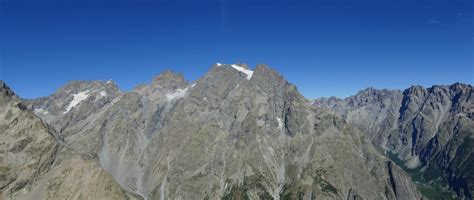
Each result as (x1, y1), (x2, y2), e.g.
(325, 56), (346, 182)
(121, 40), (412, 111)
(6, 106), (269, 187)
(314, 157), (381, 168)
(0, 81), (136, 200)
(15, 64), (424, 199)
(314, 83), (474, 199)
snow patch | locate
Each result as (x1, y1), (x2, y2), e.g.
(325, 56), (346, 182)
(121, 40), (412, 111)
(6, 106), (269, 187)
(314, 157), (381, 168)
(276, 117), (283, 129)
(230, 64), (253, 80)
(64, 90), (90, 113)
(166, 87), (189, 101)
(34, 108), (49, 115)
(216, 63), (223, 66)
(99, 91), (108, 97)
(111, 97), (120, 105)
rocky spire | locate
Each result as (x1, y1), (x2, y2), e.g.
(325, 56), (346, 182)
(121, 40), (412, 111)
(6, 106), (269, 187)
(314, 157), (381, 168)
(151, 70), (188, 91)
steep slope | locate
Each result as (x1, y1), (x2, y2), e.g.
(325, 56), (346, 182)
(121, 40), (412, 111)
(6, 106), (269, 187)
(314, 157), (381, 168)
(23, 80), (122, 157)
(29, 64), (422, 199)
(0, 81), (135, 200)
(24, 80), (121, 132)
(314, 83), (474, 199)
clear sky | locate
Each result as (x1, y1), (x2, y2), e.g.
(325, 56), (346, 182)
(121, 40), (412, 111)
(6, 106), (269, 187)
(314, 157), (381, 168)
(1, 0), (473, 99)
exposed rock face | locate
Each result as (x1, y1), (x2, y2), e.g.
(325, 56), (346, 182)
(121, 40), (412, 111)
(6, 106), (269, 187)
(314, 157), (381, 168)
(314, 83), (474, 199)
(23, 80), (123, 157)
(21, 64), (423, 199)
(0, 81), (134, 200)
(17, 150), (136, 200)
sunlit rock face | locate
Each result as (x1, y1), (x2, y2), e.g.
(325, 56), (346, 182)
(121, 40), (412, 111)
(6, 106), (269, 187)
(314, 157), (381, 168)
(314, 83), (474, 199)
(0, 81), (135, 200)
(5, 64), (425, 199)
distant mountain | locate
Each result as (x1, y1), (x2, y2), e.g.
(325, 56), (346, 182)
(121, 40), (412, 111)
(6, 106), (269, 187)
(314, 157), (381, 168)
(0, 63), (424, 199)
(314, 83), (473, 199)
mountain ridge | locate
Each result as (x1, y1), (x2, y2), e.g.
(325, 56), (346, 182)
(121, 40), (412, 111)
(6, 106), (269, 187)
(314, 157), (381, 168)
(2, 63), (470, 199)
(314, 82), (473, 199)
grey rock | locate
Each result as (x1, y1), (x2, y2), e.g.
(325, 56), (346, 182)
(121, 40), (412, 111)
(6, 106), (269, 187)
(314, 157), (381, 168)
(25, 64), (421, 199)
(314, 83), (474, 199)
(0, 81), (135, 200)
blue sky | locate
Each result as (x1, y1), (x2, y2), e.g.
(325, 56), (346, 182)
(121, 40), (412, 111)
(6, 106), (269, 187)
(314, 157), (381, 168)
(1, 0), (472, 99)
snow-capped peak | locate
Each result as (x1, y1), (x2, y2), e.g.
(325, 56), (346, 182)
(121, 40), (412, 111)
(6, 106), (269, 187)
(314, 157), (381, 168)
(230, 64), (253, 80)
(64, 90), (90, 113)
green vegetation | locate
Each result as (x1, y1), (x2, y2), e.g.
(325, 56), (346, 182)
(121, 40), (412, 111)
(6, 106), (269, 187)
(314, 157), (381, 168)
(319, 180), (337, 194)
(222, 174), (273, 200)
(385, 152), (456, 199)
(222, 185), (250, 200)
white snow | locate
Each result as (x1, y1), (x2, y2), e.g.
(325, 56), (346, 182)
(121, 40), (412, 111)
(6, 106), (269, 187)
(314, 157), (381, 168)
(106, 79), (113, 84)
(34, 108), (49, 115)
(216, 63), (223, 66)
(64, 90), (90, 113)
(230, 64), (253, 80)
(166, 87), (189, 101)
(111, 97), (120, 105)
(99, 91), (108, 97)
(276, 117), (283, 129)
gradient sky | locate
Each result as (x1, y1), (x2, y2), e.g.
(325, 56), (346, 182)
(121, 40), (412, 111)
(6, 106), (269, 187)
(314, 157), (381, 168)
(1, 0), (473, 99)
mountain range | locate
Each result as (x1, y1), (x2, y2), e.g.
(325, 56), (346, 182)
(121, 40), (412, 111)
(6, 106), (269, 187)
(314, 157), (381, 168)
(1, 63), (472, 199)
(314, 83), (473, 199)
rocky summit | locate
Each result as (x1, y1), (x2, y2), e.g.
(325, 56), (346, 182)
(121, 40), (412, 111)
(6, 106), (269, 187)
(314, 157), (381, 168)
(0, 64), (471, 200)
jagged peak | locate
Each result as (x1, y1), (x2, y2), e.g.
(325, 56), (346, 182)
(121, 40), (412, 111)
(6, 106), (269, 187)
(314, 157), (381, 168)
(151, 70), (188, 90)
(215, 62), (250, 69)
(0, 80), (16, 98)
(315, 96), (342, 102)
(449, 82), (473, 93)
(401, 83), (472, 97)
(254, 64), (279, 76)
(428, 82), (472, 91)
(450, 82), (471, 88)
(104, 79), (120, 89)
(57, 80), (115, 93)
(152, 70), (184, 82)
(404, 83), (472, 92)
(354, 87), (400, 98)
(62, 80), (103, 87)
(0, 81), (28, 111)
(251, 64), (287, 87)
(214, 62), (254, 80)
(406, 85), (424, 90)
(356, 87), (379, 96)
(232, 62), (250, 69)
(194, 63), (305, 103)
(403, 85), (426, 96)
(328, 96), (342, 101)
(46, 80), (121, 102)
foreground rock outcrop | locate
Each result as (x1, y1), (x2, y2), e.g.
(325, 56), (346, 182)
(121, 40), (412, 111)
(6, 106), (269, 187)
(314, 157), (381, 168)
(0, 81), (135, 200)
